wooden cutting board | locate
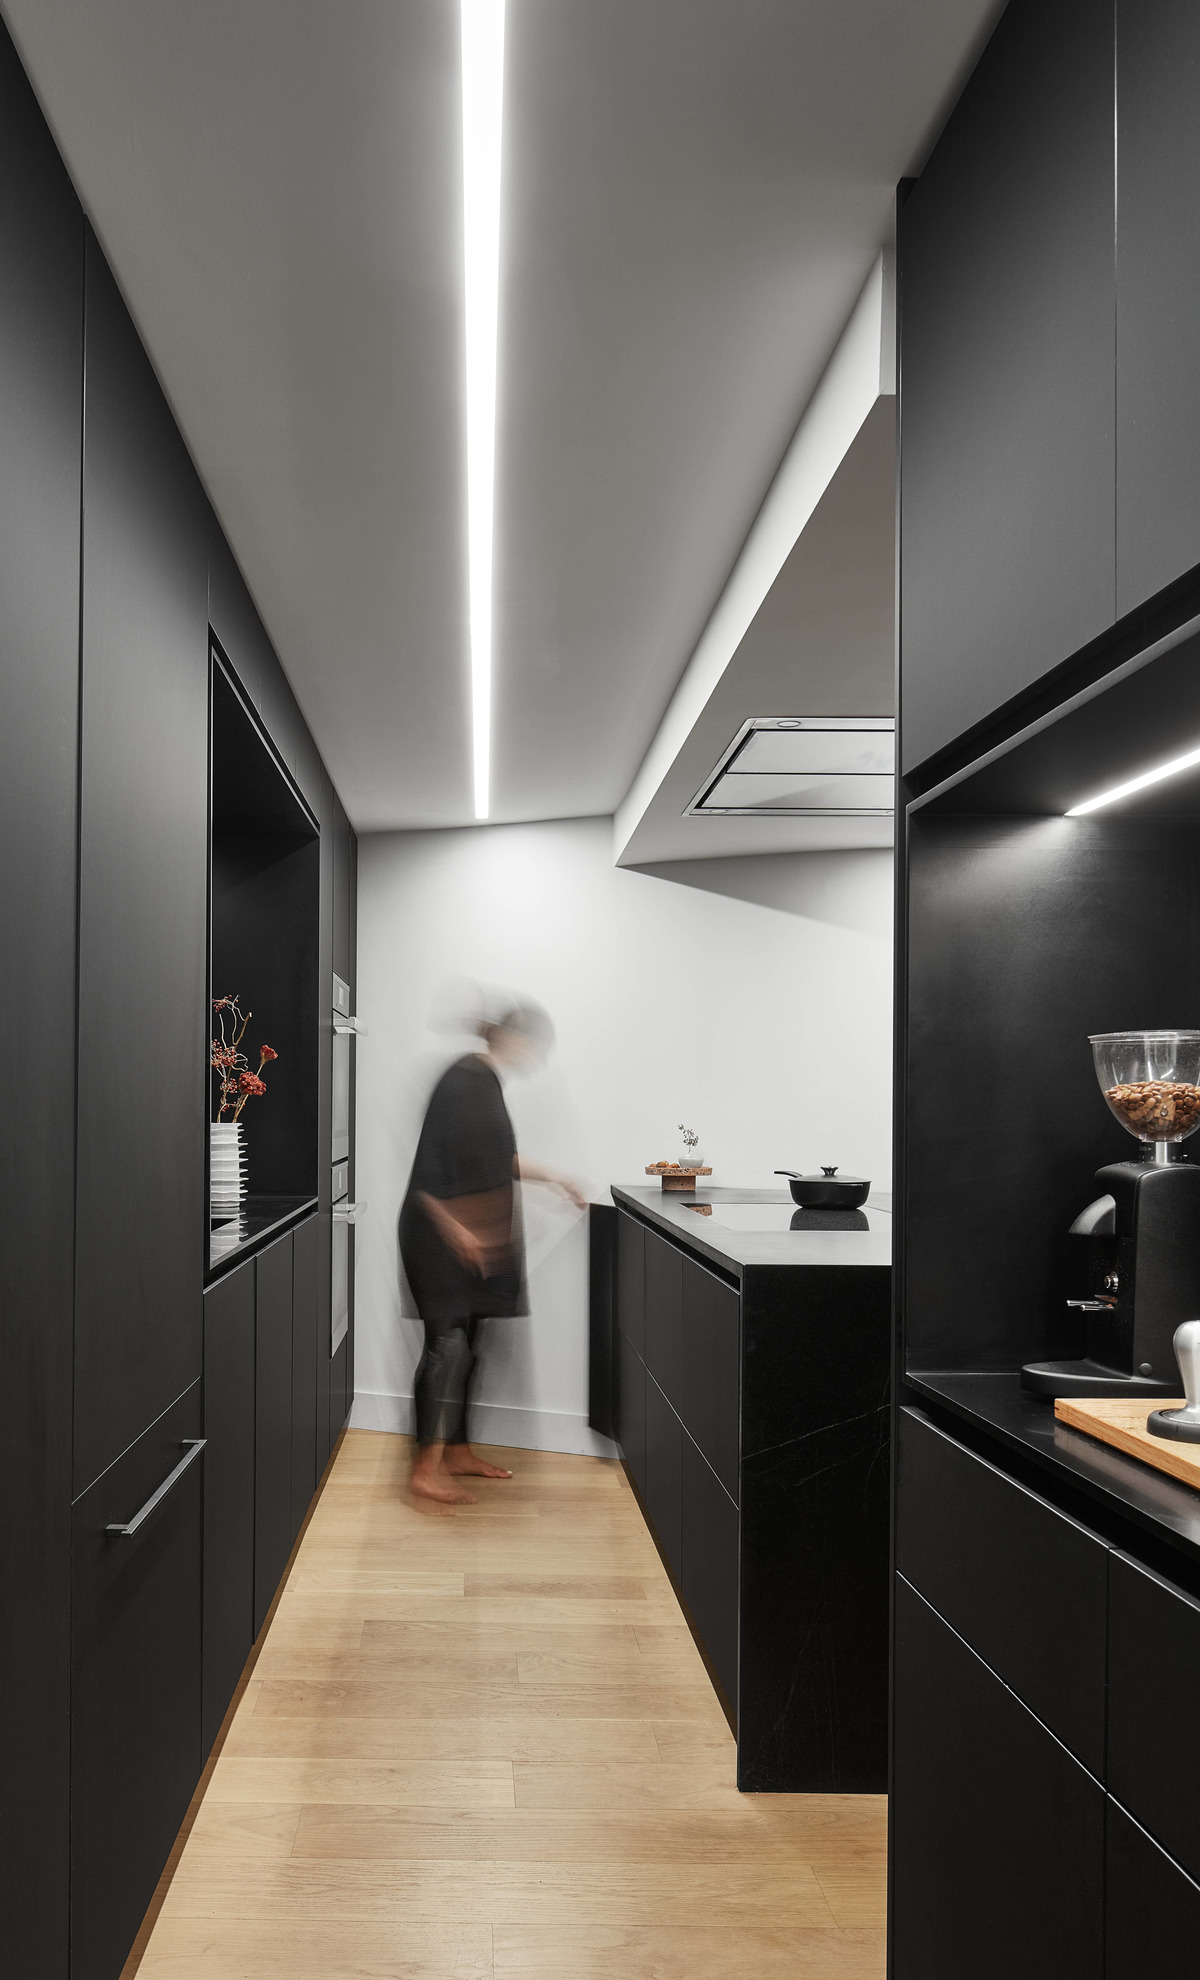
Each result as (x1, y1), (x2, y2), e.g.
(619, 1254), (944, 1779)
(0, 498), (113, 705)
(1054, 1395), (1200, 1492)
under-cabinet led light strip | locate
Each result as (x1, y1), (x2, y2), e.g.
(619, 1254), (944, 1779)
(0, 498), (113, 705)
(1066, 742), (1200, 816)
(461, 0), (506, 821)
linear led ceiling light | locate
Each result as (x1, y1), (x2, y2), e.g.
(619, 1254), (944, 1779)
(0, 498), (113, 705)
(461, 0), (505, 821)
(1065, 743), (1200, 816)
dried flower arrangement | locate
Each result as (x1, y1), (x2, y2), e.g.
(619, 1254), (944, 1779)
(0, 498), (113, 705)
(679, 1125), (700, 1152)
(211, 994), (278, 1122)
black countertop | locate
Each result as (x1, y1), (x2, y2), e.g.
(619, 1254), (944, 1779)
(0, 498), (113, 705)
(909, 1369), (1200, 1567)
(611, 1184), (892, 1279)
(208, 1192), (317, 1278)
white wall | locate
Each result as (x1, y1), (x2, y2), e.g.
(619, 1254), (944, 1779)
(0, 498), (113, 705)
(352, 816), (893, 1454)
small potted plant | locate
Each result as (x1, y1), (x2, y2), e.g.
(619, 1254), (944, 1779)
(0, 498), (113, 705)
(210, 994), (278, 1222)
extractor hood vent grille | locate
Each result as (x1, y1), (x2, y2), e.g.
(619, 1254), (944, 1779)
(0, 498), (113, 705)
(687, 717), (895, 817)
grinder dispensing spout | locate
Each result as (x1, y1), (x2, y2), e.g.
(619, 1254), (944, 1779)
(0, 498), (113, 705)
(1148, 1320), (1200, 1443)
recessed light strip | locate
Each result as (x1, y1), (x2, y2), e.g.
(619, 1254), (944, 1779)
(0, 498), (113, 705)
(1065, 743), (1200, 816)
(461, 0), (505, 821)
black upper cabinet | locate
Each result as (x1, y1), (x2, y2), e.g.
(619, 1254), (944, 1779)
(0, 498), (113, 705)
(900, 0), (1116, 773)
(75, 235), (208, 1495)
(0, 24), (82, 1975)
(333, 790), (354, 987)
(1115, 0), (1200, 615)
(891, 1575), (1105, 1980)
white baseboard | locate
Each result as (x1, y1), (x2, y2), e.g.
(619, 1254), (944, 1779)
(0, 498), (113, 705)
(349, 1389), (618, 1461)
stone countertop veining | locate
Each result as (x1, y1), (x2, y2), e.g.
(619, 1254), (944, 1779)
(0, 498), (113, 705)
(611, 1183), (892, 1279)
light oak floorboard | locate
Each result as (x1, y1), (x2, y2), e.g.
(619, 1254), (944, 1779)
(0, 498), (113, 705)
(492, 1923), (885, 1978)
(133, 1432), (885, 1976)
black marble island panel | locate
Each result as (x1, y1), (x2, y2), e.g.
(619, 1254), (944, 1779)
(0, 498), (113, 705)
(604, 1185), (891, 1792)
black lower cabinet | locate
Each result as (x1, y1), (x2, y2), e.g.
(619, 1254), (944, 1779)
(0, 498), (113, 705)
(255, 1234), (294, 1637)
(644, 1375), (682, 1580)
(617, 1329), (646, 1496)
(1107, 1548), (1200, 1883)
(330, 1334), (350, 1450)
(291, 1216), (319, 1540)
(70, 1384), (203, 1980)
(681, 1435), (739, 1718)
(1106, 1798), (1200, 1973)
(891, 1574), (1105, 1980)
(680, 1257), (739, 1502)
(202, 1259), (255, 1754)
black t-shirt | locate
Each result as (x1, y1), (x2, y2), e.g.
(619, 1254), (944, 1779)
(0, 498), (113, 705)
(399, 1056), (526, 1321)
(407, 1056), (515, 1199)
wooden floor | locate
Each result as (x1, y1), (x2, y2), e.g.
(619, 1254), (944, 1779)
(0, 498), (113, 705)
(139, 1430), (887, 1979)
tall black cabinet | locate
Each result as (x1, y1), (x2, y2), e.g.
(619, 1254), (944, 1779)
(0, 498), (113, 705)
(896, 0), (1200, 1971)
(0, 36), (83, 1977)
(0, 19), (359, 1979)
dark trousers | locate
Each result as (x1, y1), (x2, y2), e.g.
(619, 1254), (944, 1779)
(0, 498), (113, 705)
(414, 1312), (483, 1446)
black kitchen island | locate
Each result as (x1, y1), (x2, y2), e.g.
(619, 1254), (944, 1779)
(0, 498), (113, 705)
(599, 1184), (891, 1792)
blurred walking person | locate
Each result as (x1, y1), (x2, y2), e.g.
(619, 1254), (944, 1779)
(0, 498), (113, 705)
(399, 1001), (584, 1506)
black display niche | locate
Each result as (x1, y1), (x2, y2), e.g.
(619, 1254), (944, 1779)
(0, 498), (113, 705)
(208, 651), (319, 1275)
(899, 605), (1200, 1552)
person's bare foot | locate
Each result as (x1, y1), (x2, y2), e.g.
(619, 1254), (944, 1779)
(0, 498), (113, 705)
(444, 1444), (513, 1479)
(410, 1466), (476, 1505)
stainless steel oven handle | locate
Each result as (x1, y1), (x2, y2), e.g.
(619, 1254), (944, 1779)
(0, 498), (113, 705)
(333, 1016), (368, 1036)
(333, 1201), (367, 1223)
(105, 1439), (206, 1538)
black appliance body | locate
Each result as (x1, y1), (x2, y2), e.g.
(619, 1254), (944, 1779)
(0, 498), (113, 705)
(1023, 1158), (1200, 1397)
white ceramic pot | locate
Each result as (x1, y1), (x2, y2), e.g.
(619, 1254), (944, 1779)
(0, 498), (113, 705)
(210, 1119), (247, 1220)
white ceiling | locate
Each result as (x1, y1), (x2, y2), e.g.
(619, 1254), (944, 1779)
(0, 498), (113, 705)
(2, 0), (1000, 832)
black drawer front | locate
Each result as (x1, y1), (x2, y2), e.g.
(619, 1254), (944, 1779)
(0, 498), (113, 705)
(202, 1261), (255, 1754)
(644, 1227), (683, 1408)
(616, 1211), (645, 1355)
(896, 1408), (1108, 1775)
(1109, 1550), (1200, 1881)
(681, 1256), (739, 1504)
(644, 1375), (682, 1582)
(71, 1382), (203, 1980)
(1106, 1797), (1200, 1975)
(892, 1575), (1104, 1980)
(617, 1330), (646, 1496)
(681, 1435), (738, 1720)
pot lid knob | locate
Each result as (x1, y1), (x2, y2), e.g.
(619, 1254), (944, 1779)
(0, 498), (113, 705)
(821, 1166), (838, 1178)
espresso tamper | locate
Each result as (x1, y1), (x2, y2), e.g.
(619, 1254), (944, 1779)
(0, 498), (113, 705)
(1147, 1319), (1200, 1443)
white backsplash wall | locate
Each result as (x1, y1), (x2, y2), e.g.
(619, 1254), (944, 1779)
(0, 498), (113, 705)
(352, 815), (893, 1453)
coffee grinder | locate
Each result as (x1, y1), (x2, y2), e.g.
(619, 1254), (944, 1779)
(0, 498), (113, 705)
(1023, 1030), (1200, 1399)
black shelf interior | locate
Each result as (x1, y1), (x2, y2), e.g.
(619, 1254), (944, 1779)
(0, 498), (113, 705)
(902, 613), (1200, 1424)
(209, 657), (319, 1252)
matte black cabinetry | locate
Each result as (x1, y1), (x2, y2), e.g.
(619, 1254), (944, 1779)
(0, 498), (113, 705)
(201, 1260), (256, 1753)
(75, 234), (208, 1497)
(1106, 1799), (1200, 1972)
(891, 1575), (1105, 1980)
(291, 1217), (320, 1539)
(1115, 0), (1200, 616)
(611, 1198), (889, 1788)
(0, 31), (83, 1975)
(899, 0), (1117, 774)
(896, 1409), (1108, 1775)
(1108, 1550), (1200, 1883)
(71, 1386), (204, 1980)
(255, 1235), (294, 1635)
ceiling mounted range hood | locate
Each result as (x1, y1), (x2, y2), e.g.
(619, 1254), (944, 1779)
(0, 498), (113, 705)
(687, 717), (895, 817)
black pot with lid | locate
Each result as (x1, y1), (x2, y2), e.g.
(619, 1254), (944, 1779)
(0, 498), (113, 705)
(774, 1165), (871, 1210)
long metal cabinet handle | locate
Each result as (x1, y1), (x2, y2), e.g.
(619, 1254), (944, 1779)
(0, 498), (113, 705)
(105, 1439), (206, 1538)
